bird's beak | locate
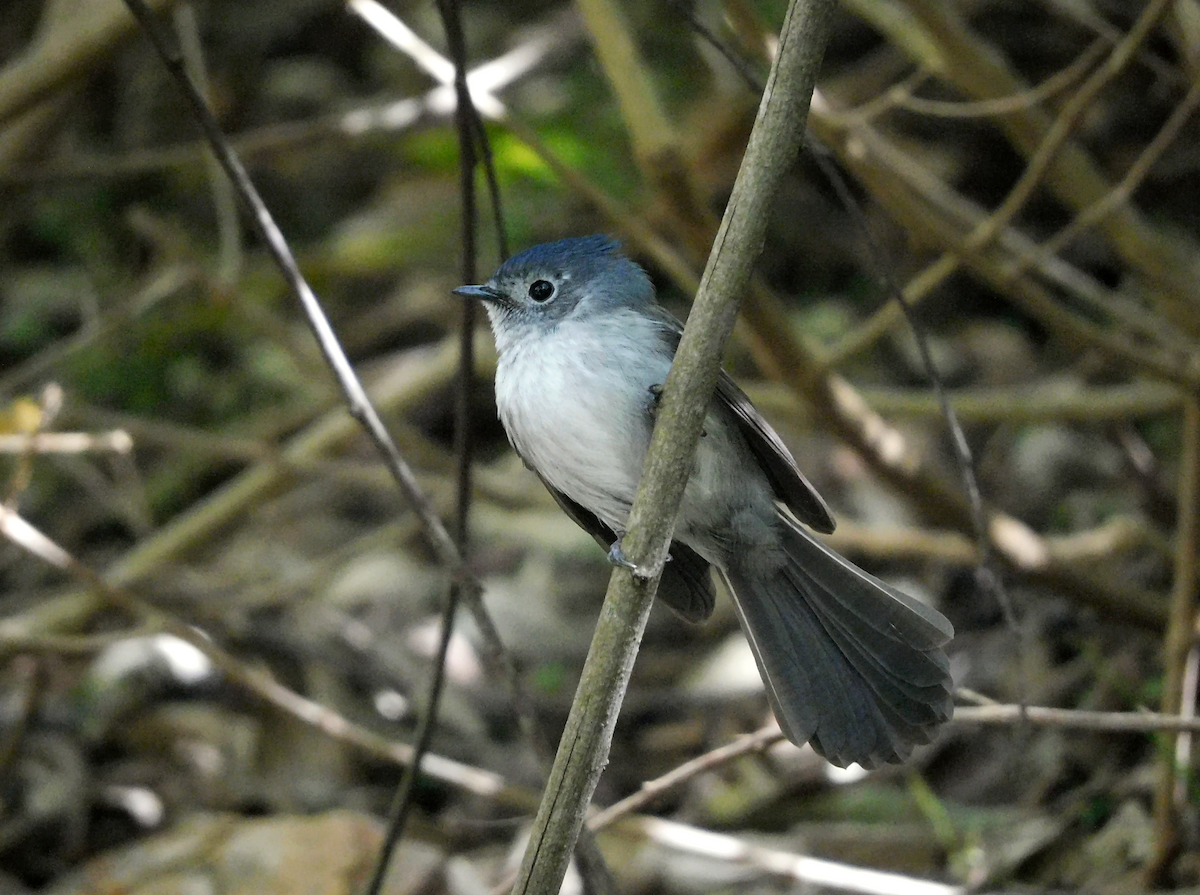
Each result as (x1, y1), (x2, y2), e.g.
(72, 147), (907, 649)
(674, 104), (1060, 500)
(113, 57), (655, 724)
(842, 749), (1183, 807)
(452, 284), (505, 305)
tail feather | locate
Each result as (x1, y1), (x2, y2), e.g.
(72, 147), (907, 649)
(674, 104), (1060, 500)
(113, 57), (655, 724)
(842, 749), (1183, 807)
(724, 518), (954, 768)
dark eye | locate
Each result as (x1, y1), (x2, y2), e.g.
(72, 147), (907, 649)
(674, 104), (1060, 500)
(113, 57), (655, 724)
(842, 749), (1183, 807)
(528, 280), (555, 302)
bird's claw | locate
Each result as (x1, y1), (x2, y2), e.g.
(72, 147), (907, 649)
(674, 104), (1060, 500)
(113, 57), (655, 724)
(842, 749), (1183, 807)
(647, 383), (705, 436)
(608, 540), (656, 579)
(647, 384), (663, 420)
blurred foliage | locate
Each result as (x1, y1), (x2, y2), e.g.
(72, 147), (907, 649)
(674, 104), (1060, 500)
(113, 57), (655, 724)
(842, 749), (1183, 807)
(1, 0), (1200, 891)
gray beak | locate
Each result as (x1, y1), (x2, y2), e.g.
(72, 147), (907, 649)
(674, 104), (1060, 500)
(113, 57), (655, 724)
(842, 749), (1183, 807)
(452, 284), (505, 304)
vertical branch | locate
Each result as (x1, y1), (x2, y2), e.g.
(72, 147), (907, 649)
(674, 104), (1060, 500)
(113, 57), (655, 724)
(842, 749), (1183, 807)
(1149, 393), (1200, 884)
(443, 0), (478, 548)
(509, 0), (836, 891)
(362, 1), (482, 890)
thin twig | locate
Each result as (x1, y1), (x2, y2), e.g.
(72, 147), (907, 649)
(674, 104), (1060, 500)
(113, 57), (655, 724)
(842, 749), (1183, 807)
(588, 726), (783, 831)
(0, 431), (133, 455)
(119, 0), (462, 580)
(889, 39), (1104, 118)
(1148, 394), (1200, 883)
(172, 2), (241, 288)
(952, 703), (1200, 732)
(1017, 74), (1200, 281)
(638, 815), (963, 895)
(806, 131), (1015, 642)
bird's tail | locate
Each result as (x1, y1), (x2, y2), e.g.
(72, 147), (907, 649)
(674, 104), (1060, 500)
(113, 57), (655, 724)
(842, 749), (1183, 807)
(723, 517), (954, 768)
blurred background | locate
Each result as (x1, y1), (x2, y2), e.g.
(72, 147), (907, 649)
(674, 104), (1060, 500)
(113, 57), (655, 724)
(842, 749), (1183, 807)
(1, 0), (1199, 891)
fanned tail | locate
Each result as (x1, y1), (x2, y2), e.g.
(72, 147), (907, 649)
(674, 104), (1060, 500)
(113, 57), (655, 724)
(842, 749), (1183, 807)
(723, 518), (954, 768)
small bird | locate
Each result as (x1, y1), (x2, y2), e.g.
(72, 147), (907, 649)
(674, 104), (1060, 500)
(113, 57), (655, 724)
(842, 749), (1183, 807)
(454, 236), (953, 768)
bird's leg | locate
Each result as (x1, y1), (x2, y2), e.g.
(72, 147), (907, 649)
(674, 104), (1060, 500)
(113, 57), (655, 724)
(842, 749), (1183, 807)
(647, 384), (705, 435)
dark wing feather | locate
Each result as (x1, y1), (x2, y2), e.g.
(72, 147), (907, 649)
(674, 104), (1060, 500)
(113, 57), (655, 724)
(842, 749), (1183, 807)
(647, 307), (836, 535)
(533, 471), (715, 623)
(713, 373), (835, 534)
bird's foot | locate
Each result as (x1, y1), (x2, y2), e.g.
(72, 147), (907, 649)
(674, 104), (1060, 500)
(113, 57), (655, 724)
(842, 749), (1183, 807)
(647, 384), (663, 418)
(646, 384), (705, 435)
(607, 539), (657, 580)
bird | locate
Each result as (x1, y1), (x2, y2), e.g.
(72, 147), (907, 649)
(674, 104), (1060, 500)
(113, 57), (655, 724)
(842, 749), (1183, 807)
(453, 235), (954, 768)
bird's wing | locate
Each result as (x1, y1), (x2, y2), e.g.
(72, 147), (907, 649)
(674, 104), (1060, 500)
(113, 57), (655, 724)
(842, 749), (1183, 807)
(713, 372), (836, 534)
(647, 307), (836, 534)
(528, 467), (716, 623)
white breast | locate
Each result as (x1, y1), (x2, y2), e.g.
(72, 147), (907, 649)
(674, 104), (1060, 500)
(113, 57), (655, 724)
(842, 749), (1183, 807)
(494, 310), (671, 532)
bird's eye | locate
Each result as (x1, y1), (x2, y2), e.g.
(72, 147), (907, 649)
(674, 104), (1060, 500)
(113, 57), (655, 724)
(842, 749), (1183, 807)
(528, 280), (555, 303)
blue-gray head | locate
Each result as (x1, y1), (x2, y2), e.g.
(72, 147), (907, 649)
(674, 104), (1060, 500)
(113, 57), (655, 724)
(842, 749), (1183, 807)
(453, 236), (655, 344)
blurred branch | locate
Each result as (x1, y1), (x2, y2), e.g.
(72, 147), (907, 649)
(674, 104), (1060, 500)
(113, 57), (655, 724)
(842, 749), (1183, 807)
(0, 0), (177, 127)
(0, 0), (91, 169)
(813, 110), (1199, 386)
(0, 431), (133, 455)
(0, 8), (580, 188)
(894, 0), (1200, 314)
(0, 264), (195, 397)
(828, 516), (1164, 568)
(574, 0), (673, 161)
(1026, 74), (1200, 274)
(589, 726), (784, 831)
(574, 0), (713, 246)
(172, 2), (241, 288)
(887, 40), (1104, 118)
(0, 625), (163, 657)
(0, 338), (462, 644)
(0, 502), (536, 809)
(635, 814), (966, 895)
(1149, 395), (1200, 882)
(746, 378), (1182, 423)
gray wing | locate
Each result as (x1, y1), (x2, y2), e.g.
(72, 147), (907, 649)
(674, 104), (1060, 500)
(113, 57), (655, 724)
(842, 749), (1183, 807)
(531, 469), (716, 623)
(648, 307), (836, 535)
